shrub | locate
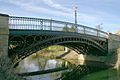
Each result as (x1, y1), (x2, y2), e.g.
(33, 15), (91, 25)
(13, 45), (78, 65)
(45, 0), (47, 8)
(0, 54), (23, 80)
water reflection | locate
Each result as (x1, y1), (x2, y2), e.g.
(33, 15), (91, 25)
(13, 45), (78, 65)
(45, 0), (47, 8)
(16, 54), (71, 80)
(15, 48), (96, 80)
(45, 60), (57, 70)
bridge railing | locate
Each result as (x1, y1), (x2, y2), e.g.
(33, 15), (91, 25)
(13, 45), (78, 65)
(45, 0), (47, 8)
(9, 16), (108, 38)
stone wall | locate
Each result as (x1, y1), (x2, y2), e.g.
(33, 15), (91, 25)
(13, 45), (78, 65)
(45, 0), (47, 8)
(116, 48), (120, 79)
(0, 14), (9, 57)
(107, 33), (120, 80)
(107, 33), (120, 66)
(108, 33), (120, 51)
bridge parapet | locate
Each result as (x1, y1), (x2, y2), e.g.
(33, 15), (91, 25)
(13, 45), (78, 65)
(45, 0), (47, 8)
(9, 16), (108, 38)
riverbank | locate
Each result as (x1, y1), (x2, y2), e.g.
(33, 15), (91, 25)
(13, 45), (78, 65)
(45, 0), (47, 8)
(35, 48), (84, 66)
(81, 68), (120, 80)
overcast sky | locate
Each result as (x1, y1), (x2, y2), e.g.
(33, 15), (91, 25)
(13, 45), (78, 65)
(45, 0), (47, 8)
(0, 0), (120, 33)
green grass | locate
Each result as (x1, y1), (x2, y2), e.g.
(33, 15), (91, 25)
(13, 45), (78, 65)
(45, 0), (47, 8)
(81, 68), (119, 80)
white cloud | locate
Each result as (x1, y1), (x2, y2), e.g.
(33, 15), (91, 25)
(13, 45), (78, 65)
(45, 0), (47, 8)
(42, 0), (72, 13)
(37, 0), (104, 25)
(3, 0), (71, 16)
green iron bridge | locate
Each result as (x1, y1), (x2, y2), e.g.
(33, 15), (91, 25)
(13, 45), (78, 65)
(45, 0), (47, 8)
(0, 13), (120, 77)
(0, 15), (117, 68)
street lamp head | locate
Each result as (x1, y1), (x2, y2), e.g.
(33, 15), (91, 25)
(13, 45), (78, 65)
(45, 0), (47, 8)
(74, 6), (78, 11)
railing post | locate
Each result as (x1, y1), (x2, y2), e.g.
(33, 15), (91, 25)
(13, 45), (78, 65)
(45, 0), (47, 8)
(50, 19), (52, 30)
(65, 24), (68, 32)
(75, 24), (78, 32)
(84, 27), (86, 34)
(97, 30), (99, 37)
(40, 20), (43, 30)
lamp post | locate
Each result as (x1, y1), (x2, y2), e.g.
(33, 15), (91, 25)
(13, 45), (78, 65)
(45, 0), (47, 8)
(96, 23), (103, 36)
(96, 23), (103, 30)
(74, 6), (78, 32)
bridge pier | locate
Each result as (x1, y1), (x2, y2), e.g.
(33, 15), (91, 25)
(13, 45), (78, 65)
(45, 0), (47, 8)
(107, 33), (120, 80)
(0, 14), (15, 79)
(116, 48), (120, 80)
(107, 33), (120, 67)
(0, 13), (9, 57)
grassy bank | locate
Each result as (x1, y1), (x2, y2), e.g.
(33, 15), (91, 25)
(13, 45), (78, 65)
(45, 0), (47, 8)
(81, 68), (119, 80)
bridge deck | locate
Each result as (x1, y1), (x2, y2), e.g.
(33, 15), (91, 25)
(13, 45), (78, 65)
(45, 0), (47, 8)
(9, 29), (107, 41)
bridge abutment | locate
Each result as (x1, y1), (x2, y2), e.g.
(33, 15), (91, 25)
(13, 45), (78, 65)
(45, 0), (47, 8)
(0, 13), (9, 57)
(107, 33), (120, 80)
(116, 48), (120, 79)
(0, 14), (15, 79)
(107, 33), (119, 64)
(108, 33), (120, 51)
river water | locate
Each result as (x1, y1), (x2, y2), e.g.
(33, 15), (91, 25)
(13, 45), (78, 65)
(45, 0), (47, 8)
(15, 52), (99, 80)
(15, 54), (72, 80)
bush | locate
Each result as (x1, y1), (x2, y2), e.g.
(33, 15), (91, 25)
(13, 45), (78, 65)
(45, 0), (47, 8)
(0, 54), (23, 80)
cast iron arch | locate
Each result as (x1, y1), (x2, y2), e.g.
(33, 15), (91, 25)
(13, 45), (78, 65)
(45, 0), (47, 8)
(11, 36), (107, 66)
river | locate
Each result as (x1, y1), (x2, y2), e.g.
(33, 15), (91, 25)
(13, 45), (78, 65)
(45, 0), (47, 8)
(15, 53), (72, 80)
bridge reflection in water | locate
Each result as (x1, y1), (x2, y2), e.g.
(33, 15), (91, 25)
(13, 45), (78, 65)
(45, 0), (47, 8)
(15, 50), (107, 80)
(15, 53), (72, 80)
(16, 51), (88, 80)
